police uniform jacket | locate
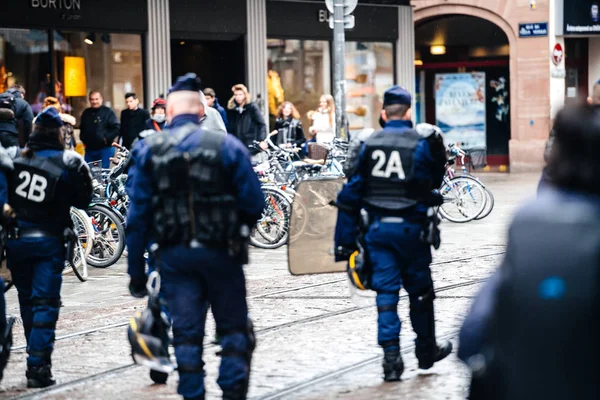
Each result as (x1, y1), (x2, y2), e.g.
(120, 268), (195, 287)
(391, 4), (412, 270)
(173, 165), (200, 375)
(334, 119), (446, 253)
(125, 114), (265, 282)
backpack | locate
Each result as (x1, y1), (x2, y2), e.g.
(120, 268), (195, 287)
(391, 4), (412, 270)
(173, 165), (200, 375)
(0, 93), (17, 122)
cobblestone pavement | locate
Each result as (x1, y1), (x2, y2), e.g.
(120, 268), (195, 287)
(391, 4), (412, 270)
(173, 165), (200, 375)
(0, 173), (540, 400)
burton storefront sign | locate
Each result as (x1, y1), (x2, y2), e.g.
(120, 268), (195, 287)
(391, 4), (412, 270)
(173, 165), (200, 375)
(435, 72), (486, 149)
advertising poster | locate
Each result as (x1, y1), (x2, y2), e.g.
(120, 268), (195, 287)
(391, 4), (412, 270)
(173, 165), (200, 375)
(435, 72), (486, 149)
(564, 0), (600, 35)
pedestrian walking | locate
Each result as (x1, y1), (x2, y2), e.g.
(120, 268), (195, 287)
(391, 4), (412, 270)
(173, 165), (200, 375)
(227, 84), (267, 147)
(308, 94), (335, 144)
(33, 97), (77, 151)
(459, 103), (600, 400)
(199, 90), (227, 133)
(4, 107), (93, 388)
(79, 91), (120, 168)
(0, 84), (34, 149)
(203, 88), (229, 131)
(334, 85), (451, 382)
(120, 92), (150, 150)
(126, 73), (264, 400)
(268, 101), (306, 153)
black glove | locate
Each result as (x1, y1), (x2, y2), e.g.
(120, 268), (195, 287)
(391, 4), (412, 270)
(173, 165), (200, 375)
(129, 276), (148, 298)
(429, 192), (444, 207)
(335, 245), (357, 262)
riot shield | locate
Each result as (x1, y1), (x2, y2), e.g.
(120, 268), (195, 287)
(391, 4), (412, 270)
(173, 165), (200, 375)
(288, 177), (346, 275)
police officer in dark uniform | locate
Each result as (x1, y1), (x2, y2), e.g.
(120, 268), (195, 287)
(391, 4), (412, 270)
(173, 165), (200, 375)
(334, 86), (451, 382)
(126, 74), (264, 400)
(4, 107), (93, 387)
(459, 103), (600, 400)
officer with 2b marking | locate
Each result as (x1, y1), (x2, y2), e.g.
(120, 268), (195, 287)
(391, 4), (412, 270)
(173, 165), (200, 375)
(334, 86), (451, 382)
(126, 74), (264, 400)
(4, 107), (93, 388)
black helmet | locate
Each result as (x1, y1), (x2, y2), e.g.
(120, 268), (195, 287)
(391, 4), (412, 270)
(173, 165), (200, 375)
(127, 272), (174, 373)
(347, 240), (372, 291)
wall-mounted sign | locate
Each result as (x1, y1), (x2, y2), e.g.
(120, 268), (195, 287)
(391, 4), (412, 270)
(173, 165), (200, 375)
(552, 43), (564, 65)
(557, 0), (600, 36)
(519, 22), (548, 37)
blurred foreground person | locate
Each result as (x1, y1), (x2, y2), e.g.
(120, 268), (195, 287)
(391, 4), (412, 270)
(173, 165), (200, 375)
(459, 103), (600, 400)
(126, 73), (263, 400)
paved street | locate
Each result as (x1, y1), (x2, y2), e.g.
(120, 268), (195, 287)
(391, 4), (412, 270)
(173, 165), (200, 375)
(0, 173), (539, 400)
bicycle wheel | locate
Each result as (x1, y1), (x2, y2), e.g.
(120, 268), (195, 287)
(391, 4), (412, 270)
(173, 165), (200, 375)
(438, 177), (487, 223)
(70, 207), (93, 259)
(475, 187), (495, 220)
(249, 187), (291, 249)
(86, 204), (126, 268)
(64, 241), (88, 282)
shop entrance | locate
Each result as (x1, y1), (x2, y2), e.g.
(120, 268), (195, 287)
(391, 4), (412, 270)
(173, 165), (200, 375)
(415, 15), (510, 167)
(170, 37), (245, 107)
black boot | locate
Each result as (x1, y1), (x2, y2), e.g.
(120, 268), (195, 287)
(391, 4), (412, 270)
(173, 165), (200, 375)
(26, 364), (56, 388)
(0, 316), (15, 382)
(417, 341), (453, 370)
(382, 348), (404, 382)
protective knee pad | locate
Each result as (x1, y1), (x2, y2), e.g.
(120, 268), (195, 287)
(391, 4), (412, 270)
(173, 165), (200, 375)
(217, 319), (256, 364)
(174, 337), (205, 374)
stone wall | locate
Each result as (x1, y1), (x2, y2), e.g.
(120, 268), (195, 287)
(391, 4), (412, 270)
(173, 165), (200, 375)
(412, 0), (551, 171)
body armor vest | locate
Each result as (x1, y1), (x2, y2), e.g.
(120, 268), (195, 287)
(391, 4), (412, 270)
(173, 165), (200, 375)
(147, 125), (239, 248)
(479, 192), (600, 400)
(363, 129), (421, 212)
(10, 153), (69, 227)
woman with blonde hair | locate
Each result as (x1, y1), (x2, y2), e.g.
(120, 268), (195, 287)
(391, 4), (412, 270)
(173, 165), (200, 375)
(33, 97), (77, 152)
(271, 101), (306, 149)
(227, 83), (267, 148)
(308, 94), (336, 144)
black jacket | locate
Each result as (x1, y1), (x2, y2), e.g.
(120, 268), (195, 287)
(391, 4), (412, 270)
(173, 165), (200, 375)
(120, 108), (150, 150)
(0, 88), (34, 146)
(273, 117), (306, 148)
(80, 106), (120, 151)
(227, 102), (267, 147)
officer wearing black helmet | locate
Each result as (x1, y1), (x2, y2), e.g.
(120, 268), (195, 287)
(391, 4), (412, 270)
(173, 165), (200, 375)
(334, 85), (451, 382)
(3, 107), (93, 387)
(126, 73), (264, 400)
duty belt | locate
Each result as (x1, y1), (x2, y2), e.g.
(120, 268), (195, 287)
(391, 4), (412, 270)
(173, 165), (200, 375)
(8, 227), (63, 239)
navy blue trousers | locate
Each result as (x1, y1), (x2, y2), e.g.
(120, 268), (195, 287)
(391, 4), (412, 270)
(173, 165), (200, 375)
(7, 237), (64, 367)
(160, 246), (251, 399)
(366, 220), (435, 352)
(84, 147), (114, 169)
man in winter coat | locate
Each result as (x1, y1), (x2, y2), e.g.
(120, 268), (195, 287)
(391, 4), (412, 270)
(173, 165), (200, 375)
(203, 88), (229, 131)
(120, 92), (150, 150)
(80, 91), (120, 168)
(227, 84), (267, 148)
(0, 84), (34, 148)
(199, 91), (226, 133)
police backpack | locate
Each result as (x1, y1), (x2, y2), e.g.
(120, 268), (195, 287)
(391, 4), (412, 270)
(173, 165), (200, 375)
(0, 94), (16, 122)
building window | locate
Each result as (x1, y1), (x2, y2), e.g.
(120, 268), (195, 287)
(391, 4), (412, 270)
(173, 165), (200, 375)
(268, 39), (331, 130)
(345, 41), (394, 132)
(53, 32), (144, 124)
(0, 29), (52, 110)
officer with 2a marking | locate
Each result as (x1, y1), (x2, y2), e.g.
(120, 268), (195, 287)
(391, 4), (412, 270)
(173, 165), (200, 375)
(334, 86), (451, 382)
(3, 107), (93, 387)
(126, 74), (264, 400)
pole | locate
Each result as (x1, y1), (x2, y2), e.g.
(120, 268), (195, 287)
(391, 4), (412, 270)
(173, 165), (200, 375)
(332, 0), (347, 140)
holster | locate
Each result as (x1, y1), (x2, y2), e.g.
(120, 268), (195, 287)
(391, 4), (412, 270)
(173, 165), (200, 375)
(63, 227), (78, 265)
(228, 224), (250, 265)
(420, 208), (441, 250)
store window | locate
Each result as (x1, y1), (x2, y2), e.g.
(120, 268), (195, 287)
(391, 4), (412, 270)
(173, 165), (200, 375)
(267, 39), (331, 131)
(53, 32), (144, 124)
(0, 29), (52, 109)
(345, 42), (394, 133)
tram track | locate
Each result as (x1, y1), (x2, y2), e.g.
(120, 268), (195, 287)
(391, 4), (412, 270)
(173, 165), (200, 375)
(12, 250), (504, 352)
(8, 251), (502, 399)
(11, 276), (486, 399)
